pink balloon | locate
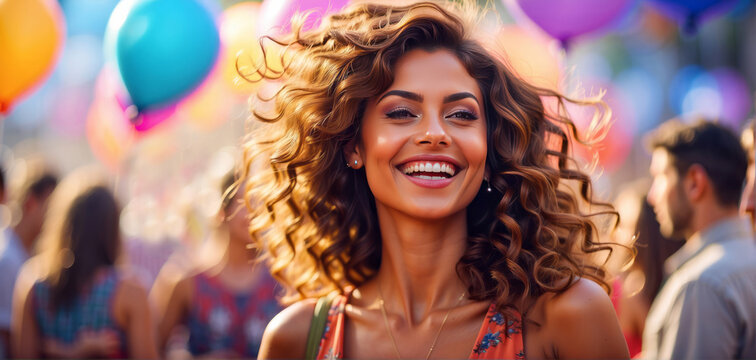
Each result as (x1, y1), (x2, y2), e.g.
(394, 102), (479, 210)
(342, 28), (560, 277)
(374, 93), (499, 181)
(556, 80), (635, 172)
(503, 0), (635, 47)
(114, 93), (176, 133)
(257, 0), (349, 36)
(96, 65), (177, 133)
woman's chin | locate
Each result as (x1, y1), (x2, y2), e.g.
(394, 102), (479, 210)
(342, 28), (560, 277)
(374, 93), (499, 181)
(396, 200), (467, 221)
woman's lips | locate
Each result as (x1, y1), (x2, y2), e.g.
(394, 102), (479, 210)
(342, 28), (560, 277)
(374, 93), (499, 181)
(402, 172), (455, 188)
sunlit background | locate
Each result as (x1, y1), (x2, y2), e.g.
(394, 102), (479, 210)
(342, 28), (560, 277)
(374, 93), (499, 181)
(1, 0), (755, 282)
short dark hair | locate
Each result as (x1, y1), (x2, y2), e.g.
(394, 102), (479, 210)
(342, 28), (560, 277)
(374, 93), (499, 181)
(27, 173), (58, 200)
(648, 120), (748, 207)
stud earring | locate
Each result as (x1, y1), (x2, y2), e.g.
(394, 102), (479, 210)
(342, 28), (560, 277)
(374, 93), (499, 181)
(486, 178), (492, 192)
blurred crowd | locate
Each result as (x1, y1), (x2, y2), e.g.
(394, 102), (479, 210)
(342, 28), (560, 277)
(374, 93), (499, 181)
(0, 163), (282, 358)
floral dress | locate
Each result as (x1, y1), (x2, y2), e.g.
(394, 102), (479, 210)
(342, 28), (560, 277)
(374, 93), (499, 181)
(316, 291), (525, 359)
(186, 272), (282, 357)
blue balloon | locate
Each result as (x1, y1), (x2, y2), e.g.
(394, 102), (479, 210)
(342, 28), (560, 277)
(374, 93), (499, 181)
(648, 0), (739, 32)
(105, 0), (220, 111)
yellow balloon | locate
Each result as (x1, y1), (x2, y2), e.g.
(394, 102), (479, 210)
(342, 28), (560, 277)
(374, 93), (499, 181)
(0, 0), (65, 114)
(178, 69), (235, 131)
(220, 2), (291, 96)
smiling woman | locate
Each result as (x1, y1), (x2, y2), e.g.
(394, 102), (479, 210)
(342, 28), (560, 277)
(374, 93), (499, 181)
(242, 2), (629, 359)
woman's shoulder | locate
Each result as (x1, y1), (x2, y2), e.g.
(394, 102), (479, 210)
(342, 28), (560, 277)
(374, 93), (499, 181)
(258, 298), (317, 359)
(112, 268), (150, 307)
(544, 277), (612, 317)
(533, 278), (629, 359)
(15, 256), (47, 299)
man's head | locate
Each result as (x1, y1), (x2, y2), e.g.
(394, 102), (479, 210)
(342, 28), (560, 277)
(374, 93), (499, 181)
(10, 164), (58, 242)
(647, 120), (748, 238)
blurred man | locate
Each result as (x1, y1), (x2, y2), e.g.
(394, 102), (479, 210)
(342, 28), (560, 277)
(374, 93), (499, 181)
(643, 120), (755, 360)
(740, 120), (755, 229)
(0, 164), (58, 357)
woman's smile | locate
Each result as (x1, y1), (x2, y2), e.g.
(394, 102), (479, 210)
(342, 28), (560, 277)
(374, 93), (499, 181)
(397, 155), (461, 188)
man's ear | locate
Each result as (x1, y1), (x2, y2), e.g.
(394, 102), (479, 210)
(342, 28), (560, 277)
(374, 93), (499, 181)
(343, 139), (363, 169)
(685, 164), (709, 202)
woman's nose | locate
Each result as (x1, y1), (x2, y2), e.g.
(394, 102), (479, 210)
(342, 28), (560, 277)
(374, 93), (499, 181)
(414, 116), (451, 147)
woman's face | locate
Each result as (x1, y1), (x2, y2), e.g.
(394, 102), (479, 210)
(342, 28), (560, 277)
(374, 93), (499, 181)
(225, 190), (252, 244)
(351, 49), (487, 220)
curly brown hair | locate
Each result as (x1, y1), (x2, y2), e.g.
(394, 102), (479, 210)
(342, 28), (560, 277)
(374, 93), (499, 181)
(242, 1), (618, 314)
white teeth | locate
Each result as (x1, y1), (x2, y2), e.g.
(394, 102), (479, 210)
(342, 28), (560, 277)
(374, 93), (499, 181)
(401, 161), (458, 177)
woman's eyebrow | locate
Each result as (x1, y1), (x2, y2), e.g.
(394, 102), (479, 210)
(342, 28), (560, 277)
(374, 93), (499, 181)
(443, 92), (479, 105)
(377, 90), (423, 103)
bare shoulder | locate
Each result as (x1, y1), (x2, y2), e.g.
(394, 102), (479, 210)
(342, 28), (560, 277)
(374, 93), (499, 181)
(113, 269), (150, 312)
(547, 278), (612, 318)
(541, 278), (629, 359)
(14, 256), (45, 296)
(151, 262), (197, 303)
(258, 299), (317, 359)
(116, 269), (149, 298)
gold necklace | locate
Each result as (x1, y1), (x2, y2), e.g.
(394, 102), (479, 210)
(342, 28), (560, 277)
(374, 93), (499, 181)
(377, 284), (466, 360)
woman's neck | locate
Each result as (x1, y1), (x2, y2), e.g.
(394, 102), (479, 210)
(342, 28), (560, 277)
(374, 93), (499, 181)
(373, 203), (469, 326)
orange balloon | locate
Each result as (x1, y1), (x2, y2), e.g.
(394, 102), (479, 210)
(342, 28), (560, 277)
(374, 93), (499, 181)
(87, 69), (136, 171)
(484, 25), (562, 91)
(86, 97), (135, 172)
(0, 0), (65, 114)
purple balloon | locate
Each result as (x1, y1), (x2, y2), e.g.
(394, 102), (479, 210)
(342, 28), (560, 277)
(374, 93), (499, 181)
(505, 0), (636, 46)
(711, 68), (752, 128)
(258, 0), (349, 36)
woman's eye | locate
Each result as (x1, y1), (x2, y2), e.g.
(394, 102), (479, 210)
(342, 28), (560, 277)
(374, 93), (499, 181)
(386, 108), (417, 119)
(448, 110), (478, 120)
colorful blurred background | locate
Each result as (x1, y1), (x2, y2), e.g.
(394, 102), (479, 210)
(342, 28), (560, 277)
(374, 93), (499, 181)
(2, 0), (755, 256)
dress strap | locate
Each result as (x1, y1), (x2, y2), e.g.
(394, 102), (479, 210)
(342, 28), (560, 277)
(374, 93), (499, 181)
(315, 290), (351, 360)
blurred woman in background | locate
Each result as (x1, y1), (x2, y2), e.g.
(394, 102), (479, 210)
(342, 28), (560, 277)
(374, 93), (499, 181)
(10, 167), (157, 359)
(740, 120), (754, 229)
(151, 172), (281, 358)
(611, 183), (683, 357)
